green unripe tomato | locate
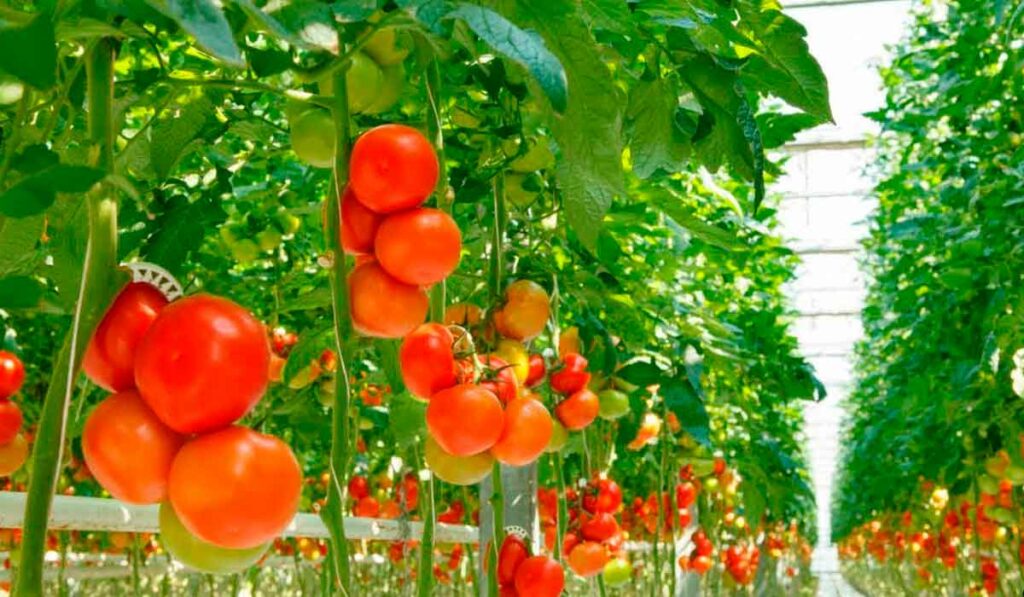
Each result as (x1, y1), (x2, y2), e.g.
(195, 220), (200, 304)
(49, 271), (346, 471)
(598, 389), (630, 421)
(364, 63), (405, 115)
(602, 558), (632, 586)
(363, 27), (410, 66)
(256, 229), (282, 252)
(346, 52), (384, 113)
(288, 107), (334, 168)
(0, 74), (24, 105)
(159, 502), (269, 574)
(276, 212), (301, 235)
(230, 239), (260, 264)
(219, 226), (238, 246)
(544, 419), (569, 453)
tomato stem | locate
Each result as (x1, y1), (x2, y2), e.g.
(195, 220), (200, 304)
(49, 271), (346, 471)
(320, 62), (355, 594)
(553, 452), (569, 562)
(486, 461), (505, 596)
(15, 38), (124, 597)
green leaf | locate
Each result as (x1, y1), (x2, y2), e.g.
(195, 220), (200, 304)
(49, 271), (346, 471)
(0, 12), (57, 89)
(625, 77), (690, 179)
(389, 392), (426, 447)
(0, 166), (105, 217)
(663, 380), (710, 447)
(140, 195), (227, 277)
(237, 0), (339, 54)
(581, 0), (633, 34)
(150, 94), (215, 179)
(0, 276), (44, 309)
(47, 199), (88, 310)
(498, 0), (625, 250)
(736, 0), (832, 122)
(446, 4), (567, 113)
(282, 326), (333, 386)
(657, 200), (744, 251)
(617, 360), (664, 387)
(757, 112), (818, 149)
(0, 215), (44, 276)
(147, 0), (244, 66)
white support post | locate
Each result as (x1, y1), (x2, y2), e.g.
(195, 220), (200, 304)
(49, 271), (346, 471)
(477, 463), (538, 595)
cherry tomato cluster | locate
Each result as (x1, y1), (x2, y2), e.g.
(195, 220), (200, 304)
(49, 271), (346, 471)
(563, 479), (628, 580)
(0, 351), (27, 476)
(345, 472), (419, 520)
(680, 529), (715, 574)
(496, 534), (564, 597)
(549, 353), (600, 432)
(342, 124), (463, 339)
(80, 282), (302, 573)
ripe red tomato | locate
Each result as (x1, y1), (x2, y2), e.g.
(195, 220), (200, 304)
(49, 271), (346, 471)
(400, 323), (457, 399)
(349, 124), (438, 214)
(169, 426), (301, 549)
(353, 496), (380, 518)
(348, 475), (369, 500)
(498, 534), (530, 586)
(676, 481), (697, 509)
(493, 280), (550, 341)
(135, 294), (270, 434)
(0, 351), (25, 400)
(490, 397), (553, 466)
(82, 390), (184, 504)
(568, 541), (609, 577)
(690, 554), (713, 574)
(581, 512), (619, 542)
(476, 356), (519, 404)
(340, 186), (383, 255)
(555, 389), (599, 431)
(514, 555), (564, 597)
(525, 354), (546, 388)
(593, 479), (623, 514)
(375, 208), (461, 286)
(549, 353), (590, 395)
(84, 282), (168, 392)
(0, 401), (22, 445)
(348, 261), (428, 338)
(561, 531), (580, 558)
(426, 384), (504, 456)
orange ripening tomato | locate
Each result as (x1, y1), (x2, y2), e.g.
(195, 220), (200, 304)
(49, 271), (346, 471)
(0, 401), (22, 445)
(493, 280), (550, 341)
(340, 186), (383, 255)
(399, 323), (457, 399)
(348, 261), (428, 338)
(444, 303), (484, 327)
(426, 384), (504, 456)
(0, 433), (28, 476)
(349, 124), (438, 214)
(82, 390), (184, 505)
(134, 294), (270, 434)
(491, 397), (553, 466)
(515, 555), (564, 597)
(84, 282), (168, 393)
(169, 426), (301, 549)
(568, 541), (609, 577)
(555, 389), (600, 431)
(375, 208), (461, 286)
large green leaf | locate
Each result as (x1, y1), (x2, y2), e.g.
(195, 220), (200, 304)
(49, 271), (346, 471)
(447, 4), (567, 113)
(0, 215), (44, 276)
(140, 194), (227, 277)
(0, 12), (57, 89)
(149, 94), (215, 179)
(147, 0), (244, 66)
(0, 276), (44, 309)
(625, 78), (690, 179)
(736, 0), (833, 122)
(0, 166), (105, 217)
(662, 380), (711, 447)
(237, 0), (338, 54)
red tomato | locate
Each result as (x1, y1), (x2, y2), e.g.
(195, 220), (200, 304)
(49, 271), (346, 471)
(353, 496), (381, 518)
(555, 389), (599, 431)
(340, 186), (383, 255)
(498, 534), (530, 586)
(349, 124), (438, 213)
(84, 282), (168, 392)
(490, 397), (553, 466)
(82, 390), (184, 504)
(562, 531), (580, 558)
(690, 554), (713, 574)
(169, 426), (301, 549)
(348, 475), (369, 500)
(0, 351), (25, 400)
(594, 479), (623, 514)
(568, 541), (609, 577)
(0, 401), (21, 445)
(134, 294), (269, 434)
(514, 555), (564, 597)
(426, 384), (504, 456)
(549, 353), (590, 395)
(399, 324), (457, 399)
(375, 208), (461, 286)
(477, 356), (519, 404)
(348, 261), (428, 338)
(525, 354), (546, 388)
(676, 481), (697, 509)
(493, 280), (550, 341)
(581, 512), (619, 542)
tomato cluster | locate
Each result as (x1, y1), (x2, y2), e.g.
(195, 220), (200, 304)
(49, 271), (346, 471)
(0, 351), (27, 476)
(80, 282), (301, 572)
(495, 534), (564, 597)
(346, 472), (419, 520)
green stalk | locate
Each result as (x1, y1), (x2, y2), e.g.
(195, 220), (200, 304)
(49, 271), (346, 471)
(553, 453), (568, 562)
(416, 454), (436, 597)
(488, 462), (505, 597)
(321, 64), (354, 596)
(15, 39), (122, 597)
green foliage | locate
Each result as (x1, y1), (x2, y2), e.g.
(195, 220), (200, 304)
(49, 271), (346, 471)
(834, 1), (1024, 540)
